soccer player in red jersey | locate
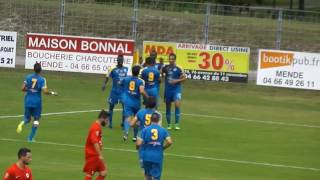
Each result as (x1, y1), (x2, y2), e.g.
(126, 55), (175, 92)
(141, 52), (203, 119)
(83, 110), (110, 180)
(3, 148), (32, 180)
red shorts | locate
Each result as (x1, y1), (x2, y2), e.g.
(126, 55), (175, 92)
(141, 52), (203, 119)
(83, 157), (107, 175)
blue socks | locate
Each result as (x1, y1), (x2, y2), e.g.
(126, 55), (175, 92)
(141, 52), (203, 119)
(124, 117), (130, 135)
(166, 107), (171, 125)
(108, 104), (114, 128)
(175, 107), (181, 124)
(28, 126), (38, 141)
(133, 127), (138, 138)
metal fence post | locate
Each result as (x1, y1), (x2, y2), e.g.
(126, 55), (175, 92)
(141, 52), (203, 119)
(204, 3), (210, 44)
(133, 0), (138, 44)
(276, 9), (283, 50)
(59, 0), (65, 35)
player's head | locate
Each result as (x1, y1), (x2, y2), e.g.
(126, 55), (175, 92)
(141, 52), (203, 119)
(132, 65), (141, 77)
(159, 57), (164, 64)
(151, 112), (161, 124)
(168, 53), (176, 65)
(150, 49), (157, 59)
(145, 97), (157, 109)
(145, 57), (156, 66)
(98, 109), (110, 127)
(117, 54), (124, 67)
(34, 62), (42, 74)
(18, 148), (32, 165)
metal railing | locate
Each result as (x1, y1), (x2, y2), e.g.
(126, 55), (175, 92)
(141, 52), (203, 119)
(1, 0), (319, 69)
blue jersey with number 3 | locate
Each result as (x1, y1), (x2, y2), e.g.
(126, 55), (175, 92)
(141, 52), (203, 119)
(140, 124), (170, 163)
(24, 73), (46, 108)
(122, 76), (145, 107)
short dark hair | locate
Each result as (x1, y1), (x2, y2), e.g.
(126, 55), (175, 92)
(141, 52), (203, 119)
(34, 62), (42, 73)
(169, 53), (176, 60)
(150, 49), (157, 58)
(145, 57), (156, 65)
(117, 54), (124, 62)
(132, 65), (141, 76)
(151, 112), (161, 123)
(18, 148), (31, 159)
(145, 97), (157, 109)
(98, 109), (110, 119)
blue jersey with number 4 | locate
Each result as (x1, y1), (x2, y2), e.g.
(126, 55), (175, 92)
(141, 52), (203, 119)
(141, 66), (160, 90)
(24, 73), (47, 108)
(140, 124), (170, 163)
(136, 109), (157, 130)
(108, 66), (128, 94)
(122, 76), (145, 107)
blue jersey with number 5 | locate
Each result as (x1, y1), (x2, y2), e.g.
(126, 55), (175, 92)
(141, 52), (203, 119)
(24, 73), (46, 108)
(122, 76), (145, 107)
(140, 124), (170, 163)
(136, 109), (157, 131)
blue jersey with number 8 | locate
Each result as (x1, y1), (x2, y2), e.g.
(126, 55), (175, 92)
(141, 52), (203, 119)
(122, 76), (145, 107)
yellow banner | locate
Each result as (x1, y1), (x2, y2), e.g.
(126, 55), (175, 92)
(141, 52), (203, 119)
(177, 44), (250, 73)
(142, 41), (177, 63)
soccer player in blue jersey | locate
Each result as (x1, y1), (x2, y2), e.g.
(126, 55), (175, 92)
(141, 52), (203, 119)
(16, 62), (57, 142)
(141, 57), (161, 103)
(136, 112), (173, 180)
(102, 54), (128, 129)
(130, 97), (160, 168)
(155, 57), (164, 72)
(162, 53), (186, 130)
(122, 65), (149, 142)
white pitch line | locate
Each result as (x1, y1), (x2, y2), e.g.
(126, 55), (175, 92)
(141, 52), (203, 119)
(1, 138), (319, 172)
(1, 109), (319, 129)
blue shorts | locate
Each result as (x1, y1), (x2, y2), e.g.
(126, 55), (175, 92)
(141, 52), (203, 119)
(108, 92), (123, 105)
(145, 88), (159, 98)
(164, 90), (182, 103)
(24, 106), (42, 122)
(124, 105), (140, 118)
(143, 161), (162, 180)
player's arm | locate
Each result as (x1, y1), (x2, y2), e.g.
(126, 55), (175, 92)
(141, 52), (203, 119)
(163, 136), (173, 150)
(170, 68), (186, 84)
(42, 79), (58, 96)
(139, 84), (149, 99)
(102, 76), (109, 91)
(21, 81), (28, 92)
(3, 168), (14, 180)
(93, 143), (104, 160)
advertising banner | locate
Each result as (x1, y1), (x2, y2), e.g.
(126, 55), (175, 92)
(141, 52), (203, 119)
(257, 49), (320, 90)
(0, 31), (17, 68)
(25, 33), (134, 74)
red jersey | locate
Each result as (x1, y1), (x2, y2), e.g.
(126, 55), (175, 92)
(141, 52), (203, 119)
(3, 163), (32, 180)
(85, 121), (103, 160)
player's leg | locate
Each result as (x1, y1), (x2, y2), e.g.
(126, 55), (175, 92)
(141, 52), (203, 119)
(96, 160), (107, 180)
(143, 161), (153, 180)
(120, 102), (125, 129)
(132, 107), (140, 142)
(174, 92), (182, 130)
(123, 106), (133, 141)
(17, 107), (32, 133)
(84, 174), (93, 180)
(107, 95), (117, 129)
(28, 107), (41, 142)
(150, 162), (162, 180)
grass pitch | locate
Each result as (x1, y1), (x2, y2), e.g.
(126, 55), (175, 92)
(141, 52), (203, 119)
(0, 68), (320, 179)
